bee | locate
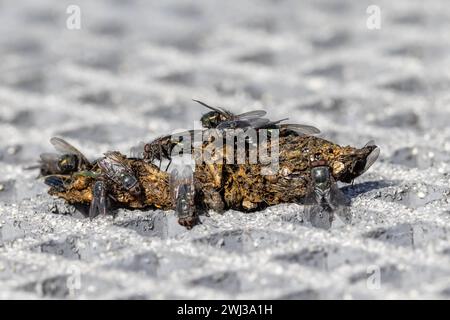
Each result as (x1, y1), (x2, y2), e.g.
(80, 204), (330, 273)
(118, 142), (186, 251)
(34, 137), (91, 176)
(169, 165), (197, 229)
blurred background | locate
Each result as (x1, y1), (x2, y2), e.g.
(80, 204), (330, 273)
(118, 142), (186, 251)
(1, 0), (450, 299)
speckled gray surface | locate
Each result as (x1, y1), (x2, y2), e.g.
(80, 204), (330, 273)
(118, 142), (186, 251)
(1, 0), (450, 299)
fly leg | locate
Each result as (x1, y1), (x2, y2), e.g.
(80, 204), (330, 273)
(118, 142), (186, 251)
(165, 158), (172, 172)
(89, 179), (109, 219)
(164, 146), (172, 171)
(158, 141), (163, 170)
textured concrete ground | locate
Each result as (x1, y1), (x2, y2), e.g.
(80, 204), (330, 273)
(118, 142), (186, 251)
(1, 0), (450, 299)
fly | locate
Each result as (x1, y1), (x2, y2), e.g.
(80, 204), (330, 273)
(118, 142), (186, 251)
(32, 137), (91, 176)
(170, 165), (197, 229)
(303, 161), (352, 229)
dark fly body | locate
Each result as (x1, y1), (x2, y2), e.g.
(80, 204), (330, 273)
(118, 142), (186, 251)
(35, 137), (91, 176)
(170, 165), (197, 229)
(303, 162), (352, 229)
(84, 151), (142, 218)
(142, 135), (178, 171)
(194, 99), (267, 130)
(97, 151), (141, 196)
(194, 99), (320, 136)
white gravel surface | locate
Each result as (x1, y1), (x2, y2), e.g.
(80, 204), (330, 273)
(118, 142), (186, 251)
(1, 0), (450, 299)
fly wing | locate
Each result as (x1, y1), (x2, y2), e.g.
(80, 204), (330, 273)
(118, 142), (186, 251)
(38, 153), (61, 175)
(100, 151), (134, 179)
(302, 186), (319, 205)
(216, 119), (253, 130)
(329, 182), (352, 224)
(361, 144), (380, 174)
(302, 188), (334, 229)
(329, 182), (351, 207)
(235, 110), (267, 119)
(192, 99), (229, 116)
(280, 124), (321, 135)
(181, 165), (194, 185)
(39, 152), (60, 163)
(304, 205), (333, 230)
(251, 118), (289, 130)
(169, 168), (179, 201)
(129, 141), (146, 159)
(50, 137), (90, 167)
(364, 140), (376, 147)
(97, 157), (113, 175)
(163, 130), (204, 142)
(103, 151), (131, 169)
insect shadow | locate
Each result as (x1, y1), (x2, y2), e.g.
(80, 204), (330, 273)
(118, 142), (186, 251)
(341, 180), (398, 198)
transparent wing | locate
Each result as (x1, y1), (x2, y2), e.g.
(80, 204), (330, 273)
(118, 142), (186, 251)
(235, 110), (267, 119)
(250, 117), (281, 129)
(39, 152), (60, 162)
(280, 124), (321, 135)
(216, 116), (276, 130)
(364, 140), (376, 147)
(304, 204), (333, 230)
(216, 119), (253, 130)
(361, 145), (380, 174)
(162, 130), (204, 142)
(169, 168), (179, 201)
(103, 151), (129, 167)
(38, 153), (61, 174)
(192, 99), (228, 116)
(99, 152), (135, 180)
(181, 165), (194, 183)
(50, 137), (90, 166)
(129, 141), (146, 159)
(302, 186), (319, 205)
(302, 186), (333, 229)
(329, 183), (351, 208)
(328, 183), (352, 224)
(169, 165), (193, 190)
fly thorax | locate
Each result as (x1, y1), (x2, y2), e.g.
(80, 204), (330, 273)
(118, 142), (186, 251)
(314, 185), (330, 203)
(58, 154), (78, 173)
(121, 174), (138, 190)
